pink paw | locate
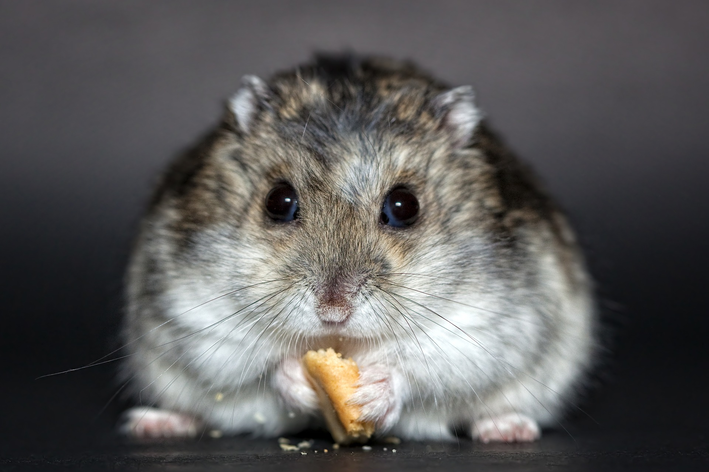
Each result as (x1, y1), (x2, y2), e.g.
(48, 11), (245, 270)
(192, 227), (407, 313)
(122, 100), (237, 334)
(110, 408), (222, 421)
(472, 413), (540, 443)
(119, 407), (203, 439)
(349, 365), (401, 431)
(272, 357), (319, 413)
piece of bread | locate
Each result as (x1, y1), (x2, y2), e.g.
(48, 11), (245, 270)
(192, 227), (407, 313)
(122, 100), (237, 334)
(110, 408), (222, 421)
(302, 348), (375, 444)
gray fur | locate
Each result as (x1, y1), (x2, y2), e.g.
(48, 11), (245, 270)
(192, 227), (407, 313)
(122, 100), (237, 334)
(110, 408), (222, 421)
(121, 55), (596, 441)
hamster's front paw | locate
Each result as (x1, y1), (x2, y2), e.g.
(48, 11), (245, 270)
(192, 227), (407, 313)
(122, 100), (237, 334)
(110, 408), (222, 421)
(273, 357), (319, 413)
(350, 365), (402, 431)
(119, 407), (203, 439)
(472, 413), (540, 443)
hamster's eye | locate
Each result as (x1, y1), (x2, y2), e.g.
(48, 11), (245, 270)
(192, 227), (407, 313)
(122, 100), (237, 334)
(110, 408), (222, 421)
(380, 187), (419, 228)
(265, 183), (299, 222)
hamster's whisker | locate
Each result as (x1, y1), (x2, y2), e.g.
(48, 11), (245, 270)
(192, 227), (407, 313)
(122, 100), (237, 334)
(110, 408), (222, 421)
(363, 292), (407, 371)
(375, 291), (440, 406)
(93, 344), (179, 421)
(363, 292), (428, 412)
(196, 296), (301, 438)
(364, 302), (392, 376)
(148, 284), (296, 355)
(193, 283), (298, 381)
(383, 288), (521, 442)
(119, 279), (287, 350)
(385, 289), (584, 439)
(386, 288), (521, 422)
(240, 290), (307, 389)
(110, 292), (276, 420)
(127, 285), (295, 422)
(228, 290), (307, 430)
(382, 279), (585, 339)
(36, 279), (287, 380)
(362, 295), (406, 377)
(235, 290), (304, 389)
(258, 324), (298, 399)
(389, 278), (591, 341)
(380, 295), (445, 412)
(115, 343), (196, 419)
(122, 288), (288, 415)
(164, 285), (298, 416)
(387, 272), (477, 285)
(382, 290), (524, 438)
(218, 289), (296, 390)
(386, 280), (596, 426)
(89, 289), (281, 382)
(382, 280), (545, 325)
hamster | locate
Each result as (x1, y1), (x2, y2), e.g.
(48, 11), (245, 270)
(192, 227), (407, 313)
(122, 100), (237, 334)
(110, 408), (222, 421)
(119, 55), (596, 443)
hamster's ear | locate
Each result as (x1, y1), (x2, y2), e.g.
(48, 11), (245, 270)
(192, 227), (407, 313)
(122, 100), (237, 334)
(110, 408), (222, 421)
(432, 86), (482, 148)
(227, 75), (271, 134)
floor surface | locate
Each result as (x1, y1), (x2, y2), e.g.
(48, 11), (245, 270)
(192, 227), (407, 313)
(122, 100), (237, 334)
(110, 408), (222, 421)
(2, 327), (707, 471)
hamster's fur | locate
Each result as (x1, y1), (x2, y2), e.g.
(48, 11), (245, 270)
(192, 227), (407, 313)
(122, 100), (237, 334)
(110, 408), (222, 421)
(120, 55), (595, 442)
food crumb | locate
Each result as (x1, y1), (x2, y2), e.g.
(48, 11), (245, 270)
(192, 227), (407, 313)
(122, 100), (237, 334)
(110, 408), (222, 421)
(208, 430), (223, 439)
(297, 440), (313, 449)
(280, 444), (299, 451)
(383, 436), (401, 444)
(383, 447), (387, 451)
(362, 445), (372, 451)
(300, 451), (307, 456)
(332, 443), (340, 450)
(324, 449), (328, 453)
(214, 392), (224, 402)
(278, 437), (290, 444)
(392, 449), (397, 453)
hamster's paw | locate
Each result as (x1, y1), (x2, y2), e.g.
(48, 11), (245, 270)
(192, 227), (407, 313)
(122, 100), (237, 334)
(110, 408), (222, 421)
(350, 365), (402, 431)
(119, 407), (203, 439)
(273, 357), (319, 413)
(471, 413), (540, 443)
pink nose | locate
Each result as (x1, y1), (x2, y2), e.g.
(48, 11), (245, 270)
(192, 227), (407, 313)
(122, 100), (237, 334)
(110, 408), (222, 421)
(315, 278), (355, 324)
(316, 303), (352, 324)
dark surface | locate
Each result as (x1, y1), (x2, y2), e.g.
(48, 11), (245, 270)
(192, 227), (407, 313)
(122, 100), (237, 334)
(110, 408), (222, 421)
(1, 1), (708, 470)
(2, 433), (707, 472)
(2, 327), (708, 470)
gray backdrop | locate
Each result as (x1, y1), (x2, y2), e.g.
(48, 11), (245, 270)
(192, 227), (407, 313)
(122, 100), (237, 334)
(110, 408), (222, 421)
(1, 1), (708, 437)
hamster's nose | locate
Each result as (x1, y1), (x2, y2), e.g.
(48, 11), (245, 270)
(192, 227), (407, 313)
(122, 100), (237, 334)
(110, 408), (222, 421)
(314, 274), (361, 325)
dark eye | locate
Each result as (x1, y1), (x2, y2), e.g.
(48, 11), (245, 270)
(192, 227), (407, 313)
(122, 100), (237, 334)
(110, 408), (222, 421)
(265, 183), (299, 222)
(380, 186), (419, 228)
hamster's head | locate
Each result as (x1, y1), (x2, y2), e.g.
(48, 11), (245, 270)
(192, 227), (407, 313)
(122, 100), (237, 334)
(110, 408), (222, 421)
(144, 56), (559, 344)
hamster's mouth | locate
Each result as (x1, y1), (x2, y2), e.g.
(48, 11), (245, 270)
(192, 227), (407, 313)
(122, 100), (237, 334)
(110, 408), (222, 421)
(315, 317), (357, 338)
(320, 319), (349, 328)
(315, 305), (352, 325)
(303, 334), (360, 356)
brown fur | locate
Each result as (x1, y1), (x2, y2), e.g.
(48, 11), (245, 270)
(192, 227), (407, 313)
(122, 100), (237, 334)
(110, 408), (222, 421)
(121, 54), (596, 441)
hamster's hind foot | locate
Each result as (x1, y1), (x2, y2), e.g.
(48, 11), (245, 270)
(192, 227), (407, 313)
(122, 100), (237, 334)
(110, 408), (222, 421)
(119, 407), (203, 439)
(471, 413), (540, 443)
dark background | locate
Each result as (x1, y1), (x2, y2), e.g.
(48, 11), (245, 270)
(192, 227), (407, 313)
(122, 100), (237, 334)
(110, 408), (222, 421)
(1, 1), (708, 470)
